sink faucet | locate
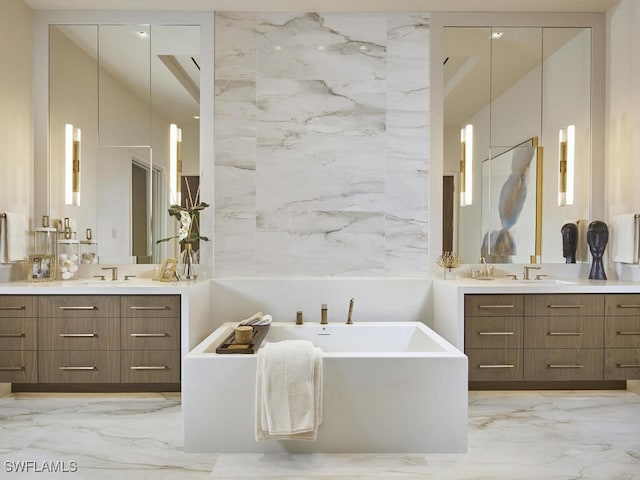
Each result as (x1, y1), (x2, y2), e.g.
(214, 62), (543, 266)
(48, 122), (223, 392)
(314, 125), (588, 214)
(321, 304), (328, 325)
(523, 265), (541, 280)
(101, 266), (118, 281)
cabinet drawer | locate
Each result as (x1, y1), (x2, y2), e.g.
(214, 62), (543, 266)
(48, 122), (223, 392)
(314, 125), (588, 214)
(0, 317), (36, 350)
(39, 317), (119, 350)
(121, 350), (180, 383)
(605, 316), (640, 347)
(0, 350), (37, 383)
(524, 294), (604, 316)
(466, 349), (523, 381)
(604, 349), (640, 380)
(605, 294), (640, 316)
(465, 295), (523, 317)
(524, 316), (603, 349)
(121, 295), (180, 318)
(38, 296), (120, 318)
(0, 296), (36, 317)
(524, 348), (603, 381)
(465, 316), (523, 349)
(39, 350), (120, 383)
(121, 317), (180, 350)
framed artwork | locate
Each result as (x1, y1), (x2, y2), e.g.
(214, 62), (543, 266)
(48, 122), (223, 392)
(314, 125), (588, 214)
(29, 255), (56, 282)
(156, 258), (177, 282)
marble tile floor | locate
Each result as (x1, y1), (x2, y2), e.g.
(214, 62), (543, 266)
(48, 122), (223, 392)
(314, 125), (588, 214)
(0, 390), (639, 479)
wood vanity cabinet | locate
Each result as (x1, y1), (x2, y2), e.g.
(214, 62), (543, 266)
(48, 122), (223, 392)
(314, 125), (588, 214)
(0, 296), (37, 383)
(604, 294), (640, 380)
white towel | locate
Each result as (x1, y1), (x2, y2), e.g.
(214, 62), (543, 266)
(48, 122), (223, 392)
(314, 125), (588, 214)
(576, 218), (588, 263)
(611, 214), (639, 264)
(1, 213), (27, 263)
(256, 340), (323, 441)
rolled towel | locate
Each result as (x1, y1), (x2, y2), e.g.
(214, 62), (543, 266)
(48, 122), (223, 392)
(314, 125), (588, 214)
(239, 312), (264, 326)
(254, 314), (272, 326)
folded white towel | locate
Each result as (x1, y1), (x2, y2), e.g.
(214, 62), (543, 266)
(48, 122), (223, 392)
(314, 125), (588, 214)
(256, 340), (323, 441)
(612, 214), (639, 264)
(1, 213), (27, 263)
(239, 312), (264, 326)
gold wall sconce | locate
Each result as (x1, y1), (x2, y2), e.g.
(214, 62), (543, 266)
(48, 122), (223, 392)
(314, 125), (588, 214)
(170, 123), (182, 205)
(460, 124), (473, 206)
(558, 124), (575, 206)
(64, 123), (81, 206)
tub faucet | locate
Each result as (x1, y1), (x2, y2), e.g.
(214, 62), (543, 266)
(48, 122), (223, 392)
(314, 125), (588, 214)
(321, 304), (328, 325)
(346, 297), (354, 324)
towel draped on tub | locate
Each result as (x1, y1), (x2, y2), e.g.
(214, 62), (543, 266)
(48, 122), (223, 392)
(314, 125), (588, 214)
(255, 339), (323, 441)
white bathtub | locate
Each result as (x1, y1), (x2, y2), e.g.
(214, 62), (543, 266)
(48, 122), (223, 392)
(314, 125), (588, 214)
(183, 322), (468, 453)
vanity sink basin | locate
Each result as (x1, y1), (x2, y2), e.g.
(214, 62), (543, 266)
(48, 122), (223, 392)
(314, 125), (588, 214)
(81, 279), (152, 286)
(513, 279), (578, 285)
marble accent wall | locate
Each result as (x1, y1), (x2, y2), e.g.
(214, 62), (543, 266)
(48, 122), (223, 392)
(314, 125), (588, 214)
(214, 12), (430, 277)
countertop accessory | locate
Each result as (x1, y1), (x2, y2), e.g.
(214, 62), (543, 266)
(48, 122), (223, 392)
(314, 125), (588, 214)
(436, 252), (463, 279)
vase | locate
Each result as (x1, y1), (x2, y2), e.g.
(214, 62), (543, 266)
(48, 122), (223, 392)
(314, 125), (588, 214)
(179, 243), (198, 280)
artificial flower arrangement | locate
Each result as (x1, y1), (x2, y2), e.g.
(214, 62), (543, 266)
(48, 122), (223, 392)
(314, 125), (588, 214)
(156, 185), (210, 247)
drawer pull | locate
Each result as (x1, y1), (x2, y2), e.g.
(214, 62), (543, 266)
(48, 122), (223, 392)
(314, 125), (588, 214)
(59, 333), (97, 338)
(0, 366), (25, 371)
(59, 306), (97, 310)
(58, 366), (97, 371)
(547, 332), (584, 336)
(130, 366), (168, 370)
(0, 333), (25, 338)
(478, 305), (515, 309)
(547, 364), (584, 369)
(478, 364), (514, 369)
(130, 306), (170, 311)
(617, 331), (640, 336)
(616, 304), (640, 309)
(547, 304), (584, 309)
(478, 332), (515, 336)
(0, 306), (26, 311)
(130, 333), (168, 337)
(616, 364), (640, 368)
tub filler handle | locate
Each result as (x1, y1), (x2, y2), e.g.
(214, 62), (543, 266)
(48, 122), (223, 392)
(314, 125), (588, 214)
(321, 304), (328, 325)
(346, 297), (354, 324)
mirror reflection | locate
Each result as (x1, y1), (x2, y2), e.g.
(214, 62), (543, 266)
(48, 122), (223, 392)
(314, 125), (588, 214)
(443, 26), (591, 264)
(49, 24), (200, 264)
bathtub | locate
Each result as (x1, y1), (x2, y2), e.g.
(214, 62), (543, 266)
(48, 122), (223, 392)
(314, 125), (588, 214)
(183, 322), (468, 453)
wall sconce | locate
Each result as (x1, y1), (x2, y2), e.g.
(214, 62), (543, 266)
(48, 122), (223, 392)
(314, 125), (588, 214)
(64, 123), (81, 206)
(169, 123), (183, 205)
(459, 124), (473, 206)
(558, 125), (575, 206)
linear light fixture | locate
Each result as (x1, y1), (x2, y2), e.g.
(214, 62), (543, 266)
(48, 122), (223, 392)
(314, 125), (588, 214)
(170, 123), (183, 205)
(460, 124), (473, 206)
(64, 123), (80, 206)
(558, 125), (575, 206)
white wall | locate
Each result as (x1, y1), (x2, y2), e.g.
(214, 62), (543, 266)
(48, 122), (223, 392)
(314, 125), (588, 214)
(0, 0), (33, 281)
(606, 0), (640, 280)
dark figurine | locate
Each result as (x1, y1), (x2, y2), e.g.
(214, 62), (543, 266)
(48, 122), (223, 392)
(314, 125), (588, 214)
(586, 220), (608, 280)
(561, 223), (578, 264)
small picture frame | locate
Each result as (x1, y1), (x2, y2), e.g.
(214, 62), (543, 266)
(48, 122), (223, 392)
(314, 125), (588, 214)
(29, 254), (56, 282)
(155, 258), (177, 282)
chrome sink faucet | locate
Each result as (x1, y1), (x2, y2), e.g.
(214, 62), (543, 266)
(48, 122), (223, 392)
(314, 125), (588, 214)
(101, 266), (118, 281)
(523, 265), (541, 280)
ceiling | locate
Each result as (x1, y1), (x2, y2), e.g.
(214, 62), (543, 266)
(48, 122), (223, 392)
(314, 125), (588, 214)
(24, 0), (620, 12)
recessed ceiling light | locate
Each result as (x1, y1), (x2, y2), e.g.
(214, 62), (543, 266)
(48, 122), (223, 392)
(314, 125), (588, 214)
(491, 32), (504, 40)
(135, 30), (149, 39)
(359, 45), (368, 51)
(317, 45), (325, 51)
(274, 45), (282, 51)
(193, 115), (200, 120)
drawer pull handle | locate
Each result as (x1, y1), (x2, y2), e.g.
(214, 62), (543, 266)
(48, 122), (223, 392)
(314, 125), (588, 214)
(547, 364), (584, 369)
(58, 366), (97, 371)
(617, 331), (640, 336)
(130, 366), (168, 370)
(547, 332), (584, 336)
(547, 304), (584, 309)
(0, 306), (26, 310)
(478, 305), (515, 309)
(59, 306), (97, 310)
(59, 333), (97, 338)
(478, 364), (514, 369)
(130, 333), (168, 337)
(478, 332), (515, 336)
(0, 333), (25, 338)
(616, 304), (640, 308)
(130, 306), (170, 311)
(616, 364), (640, 368)
(0, 366), (25, 371)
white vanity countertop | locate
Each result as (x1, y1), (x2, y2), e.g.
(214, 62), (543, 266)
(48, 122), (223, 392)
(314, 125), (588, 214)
(0, 279), (209, 295)
(433, 277), (640, 294)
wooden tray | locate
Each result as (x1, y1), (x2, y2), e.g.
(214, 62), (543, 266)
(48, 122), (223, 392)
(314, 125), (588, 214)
(215, 325), (270, 354)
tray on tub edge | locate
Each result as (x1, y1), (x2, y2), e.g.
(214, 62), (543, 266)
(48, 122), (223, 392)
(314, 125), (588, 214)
(215, 324), (270, 354)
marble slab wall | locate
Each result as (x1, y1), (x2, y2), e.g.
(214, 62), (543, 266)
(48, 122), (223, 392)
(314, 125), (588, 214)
(214, 12), (430, 277)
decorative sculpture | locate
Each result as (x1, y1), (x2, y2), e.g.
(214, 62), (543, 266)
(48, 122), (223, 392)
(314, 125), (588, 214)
(586, 220), (608, 280)
(561, 222), (578, 264)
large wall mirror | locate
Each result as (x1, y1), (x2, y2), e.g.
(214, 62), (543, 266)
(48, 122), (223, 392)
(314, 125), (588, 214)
(442, 23), (595, 265)
(47, 21), (201, 265)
